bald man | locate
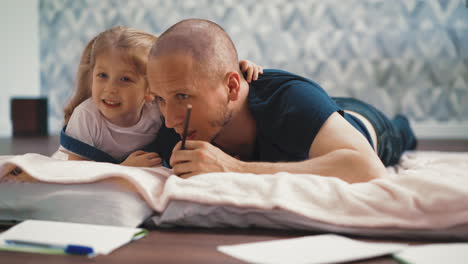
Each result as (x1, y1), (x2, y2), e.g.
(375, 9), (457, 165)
(147, 19), (416, 183)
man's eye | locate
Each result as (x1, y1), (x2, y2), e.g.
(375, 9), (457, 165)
(155, 96), (165, 103)
(97, 73), (108, 78)
(176, 93), (189, 100)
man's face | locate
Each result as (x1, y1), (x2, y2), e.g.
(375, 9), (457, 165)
(147, 53), (232, 142)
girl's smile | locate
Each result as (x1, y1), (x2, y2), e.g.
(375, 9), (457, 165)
(102, 99), (122, 108)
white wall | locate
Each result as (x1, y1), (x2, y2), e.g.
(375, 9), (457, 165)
(0, 0), (40, 137)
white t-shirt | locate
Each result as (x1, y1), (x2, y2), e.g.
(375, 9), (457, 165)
(63, 98), (162, 161)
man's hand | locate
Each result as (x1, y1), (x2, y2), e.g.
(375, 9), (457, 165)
(121, 150), (162, 167)
(170, 140), (242, 179)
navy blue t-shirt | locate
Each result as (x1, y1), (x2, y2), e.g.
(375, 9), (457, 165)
(153, 69), (373, 166)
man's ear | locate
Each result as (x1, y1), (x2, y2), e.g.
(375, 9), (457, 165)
(225, 71), (241, 101)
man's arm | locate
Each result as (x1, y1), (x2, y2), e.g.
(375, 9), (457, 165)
(66, 152), (89, 161)
(170, 112), (387, 183)
(238, 112), (387, 183)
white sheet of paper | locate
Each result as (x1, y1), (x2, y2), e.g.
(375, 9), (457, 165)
(217, 234), (408, 264)
(394, 243), (468, 264)
(0, 220), (145, 255)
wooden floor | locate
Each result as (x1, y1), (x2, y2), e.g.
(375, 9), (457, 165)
(0, 227), (434, 264)
(0, 135), (60, 156)
(0, 136), (467, 264)
(1, 135), (468, 156)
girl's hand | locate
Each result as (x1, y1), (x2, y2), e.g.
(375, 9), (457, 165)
(0, 166), (36, 183)
(121, 150), (162, 167)
(239, 60), (263, 83)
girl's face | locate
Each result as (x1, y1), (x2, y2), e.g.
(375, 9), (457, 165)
(91, 48), (149, 127)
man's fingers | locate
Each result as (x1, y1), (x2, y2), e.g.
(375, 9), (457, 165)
(169, 149), (195, 167)
(178, 172), (196, 179)
(172, 161), (194, 177)
(173, 140), (206, 151)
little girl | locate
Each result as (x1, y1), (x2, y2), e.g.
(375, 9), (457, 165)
(59, 26), (263, 167)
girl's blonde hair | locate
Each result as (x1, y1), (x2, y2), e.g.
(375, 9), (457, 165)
(63, 26), (157, 125)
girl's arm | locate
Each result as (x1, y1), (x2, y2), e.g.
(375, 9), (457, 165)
(121, 150), (162, 167)
(67, 149), (162, 167)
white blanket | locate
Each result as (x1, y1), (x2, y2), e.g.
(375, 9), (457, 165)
(1, 151), (468, 235)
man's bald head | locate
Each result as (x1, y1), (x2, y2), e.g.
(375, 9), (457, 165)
(149, 19), (240, 80)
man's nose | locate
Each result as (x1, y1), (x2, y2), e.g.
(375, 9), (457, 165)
(163, 104), (185, 129)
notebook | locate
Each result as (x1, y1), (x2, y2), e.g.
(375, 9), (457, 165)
(218, 234), (408, 264)
(394, 243), (468, 264)
(0, 219), (147, 256)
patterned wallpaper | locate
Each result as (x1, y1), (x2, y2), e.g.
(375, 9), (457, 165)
(39, 0), (468, 135)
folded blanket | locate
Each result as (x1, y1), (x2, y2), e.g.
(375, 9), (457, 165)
(1, 151), (468, 237)
(0, 181), (153, 227)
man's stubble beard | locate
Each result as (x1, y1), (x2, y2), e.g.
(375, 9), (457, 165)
(209, 104), (233, 144)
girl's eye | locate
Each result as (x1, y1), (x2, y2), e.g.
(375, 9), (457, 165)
(97, 73), (108, 78)
(120, 76), (132, 82)
(176, 93), (189, 100)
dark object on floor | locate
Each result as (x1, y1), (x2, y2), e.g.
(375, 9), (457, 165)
(10, 97), (48, 136)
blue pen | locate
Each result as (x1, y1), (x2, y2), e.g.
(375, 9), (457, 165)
(5, 239), (94, 255)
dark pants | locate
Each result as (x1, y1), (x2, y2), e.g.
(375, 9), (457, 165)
(333, 97), (417, 166)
